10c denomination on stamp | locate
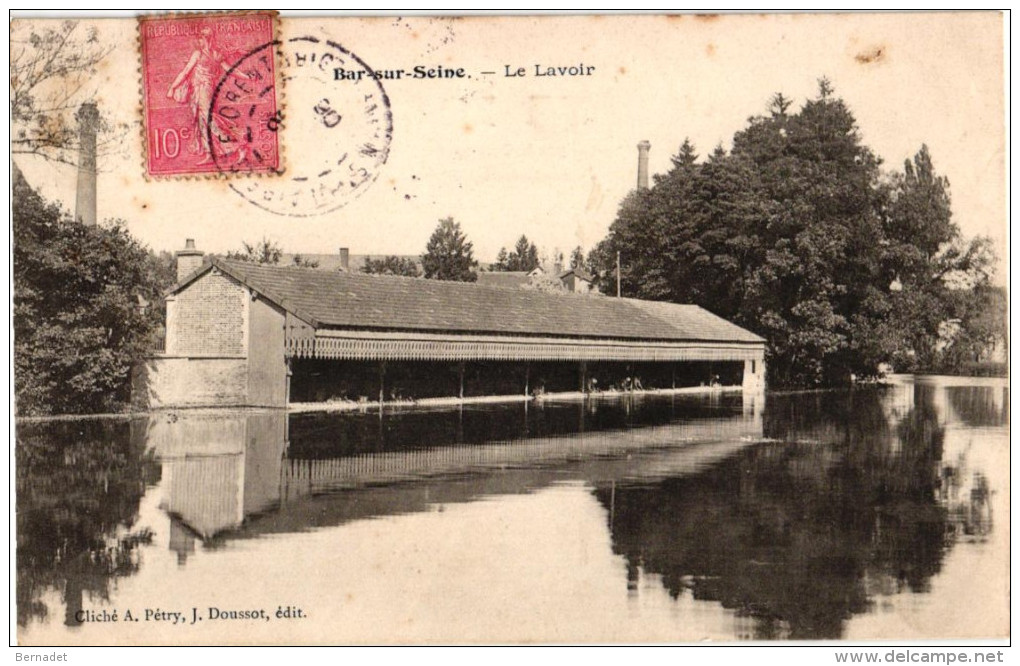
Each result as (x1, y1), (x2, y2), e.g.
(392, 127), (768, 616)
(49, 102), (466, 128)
(139, 12), (282, 178)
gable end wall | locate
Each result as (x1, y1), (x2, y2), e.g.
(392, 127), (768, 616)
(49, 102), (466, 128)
(166, 270), (249, 357)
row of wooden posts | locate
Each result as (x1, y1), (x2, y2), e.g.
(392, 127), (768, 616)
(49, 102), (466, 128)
(368, 360), (689, 403)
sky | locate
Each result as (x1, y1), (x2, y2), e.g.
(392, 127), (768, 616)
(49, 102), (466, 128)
(12, 12), (1007, 280)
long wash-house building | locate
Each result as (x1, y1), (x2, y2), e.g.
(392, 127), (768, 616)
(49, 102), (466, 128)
(135, 241), (766, 409)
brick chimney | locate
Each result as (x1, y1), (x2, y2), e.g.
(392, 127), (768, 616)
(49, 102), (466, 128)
(636, 140), (651, 190)
(75, 103), (100, 226)
(339, 247), (350, 272)
(176, 239), (204, 281)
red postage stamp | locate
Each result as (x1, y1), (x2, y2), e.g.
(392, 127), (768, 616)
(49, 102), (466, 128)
(139, 12), (281, 178)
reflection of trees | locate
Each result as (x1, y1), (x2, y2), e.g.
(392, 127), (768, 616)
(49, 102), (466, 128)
(596, 389), (951, 639)
(946, 386), (1009, 428)
(16, 420), (157, 627)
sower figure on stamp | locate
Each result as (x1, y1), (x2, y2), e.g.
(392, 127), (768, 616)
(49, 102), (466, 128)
(166, 27), (248, 165)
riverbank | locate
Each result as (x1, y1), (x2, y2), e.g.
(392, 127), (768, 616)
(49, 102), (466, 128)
(14, 384), (748, 422)
(18, 373), (1004, 422)
(287, 385), (746, 414)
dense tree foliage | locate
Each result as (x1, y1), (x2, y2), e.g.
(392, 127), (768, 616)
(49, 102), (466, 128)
(590, 81), (997, 387)
(13, 174), (171, 415)
(493, 235), (540, 271)
(421, 217), (478, 282)
(361, 255), (422, 277)
(225, 237), (283, 264)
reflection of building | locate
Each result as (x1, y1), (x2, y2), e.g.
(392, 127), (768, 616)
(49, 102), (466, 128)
(135, 245), (766, 409)
(147, 396), (763, 544)
(145, 413), (287, 539)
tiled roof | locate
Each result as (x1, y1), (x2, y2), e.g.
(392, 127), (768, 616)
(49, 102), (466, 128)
(557, 268), (594, 281)
(177, 259), (763, 344)
(624, 298), (764, 344)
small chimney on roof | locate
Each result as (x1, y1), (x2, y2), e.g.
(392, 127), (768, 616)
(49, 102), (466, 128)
(176, 238), (204, 282)
(636, 140), (651, 190)
(75, 103), (100, 226)
(339, 247), (350, 272)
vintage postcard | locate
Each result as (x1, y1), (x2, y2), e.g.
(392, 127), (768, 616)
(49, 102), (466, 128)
(10, 12), (1008, 649)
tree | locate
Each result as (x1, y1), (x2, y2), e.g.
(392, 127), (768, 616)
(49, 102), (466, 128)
(361, 255), (422, 277)
(588, 79), (995, 387)
(421, 217), (478, 281)
(226, 237), (283, 264)
(880, 146), (995, 371)
(490, 236), (540, 272)
(570, 246), (586, 270)
(512, 236), (540, 272)
(671, 138), (699, 169)
(13, 173), (169, 415)
(942, 284), (1008, 371)
(292, 254), (321, 269)
(523, 273), (567, 294)
(11, 20), (128, 167)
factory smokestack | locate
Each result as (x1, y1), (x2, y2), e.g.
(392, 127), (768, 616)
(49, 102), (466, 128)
(636, 140), (651, 190)
(75, 102), (100, 226)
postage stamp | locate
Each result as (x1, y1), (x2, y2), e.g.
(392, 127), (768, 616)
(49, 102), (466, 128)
(138, 12), (282, 178)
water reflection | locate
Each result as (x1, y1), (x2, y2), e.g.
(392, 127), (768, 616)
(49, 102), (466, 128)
(597, 387), (957, 639)
(153, 395), (762, 543)
(15, 420), (160, 627)
(15, 381), (1008, 642)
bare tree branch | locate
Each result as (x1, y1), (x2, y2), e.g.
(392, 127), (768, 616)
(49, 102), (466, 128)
(10, 20), (124, 167)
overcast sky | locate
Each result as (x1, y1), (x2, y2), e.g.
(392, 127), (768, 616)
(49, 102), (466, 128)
(13, 13), (1006, 280)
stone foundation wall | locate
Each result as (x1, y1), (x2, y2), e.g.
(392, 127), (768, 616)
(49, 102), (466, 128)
(132, 357), (248, 409)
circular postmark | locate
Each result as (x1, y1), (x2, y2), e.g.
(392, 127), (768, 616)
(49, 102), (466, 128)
(226, 35), (394, 217)
(208, 41), (284, 175)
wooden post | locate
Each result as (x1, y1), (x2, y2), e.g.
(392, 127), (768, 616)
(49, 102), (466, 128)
(524, 362), (530, 397)
(579, 361), (587, 394)
(671, 364), (676, 390)
(378, 361), (386, 405)
(458, 361), (465, 399)
(285, 357), (293, 405)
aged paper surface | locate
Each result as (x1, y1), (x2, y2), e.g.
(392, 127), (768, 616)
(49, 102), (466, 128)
(11, 12), (1007, 647)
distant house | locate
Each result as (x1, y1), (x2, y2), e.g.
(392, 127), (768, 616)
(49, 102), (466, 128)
(477, 264), (594, 294)
(557, 267), (594, 294)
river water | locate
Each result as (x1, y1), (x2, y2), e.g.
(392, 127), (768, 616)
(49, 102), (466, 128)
(15, 376), (1009, 644)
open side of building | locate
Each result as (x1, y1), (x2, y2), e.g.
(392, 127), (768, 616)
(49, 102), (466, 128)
(134, 248), (766, 409)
